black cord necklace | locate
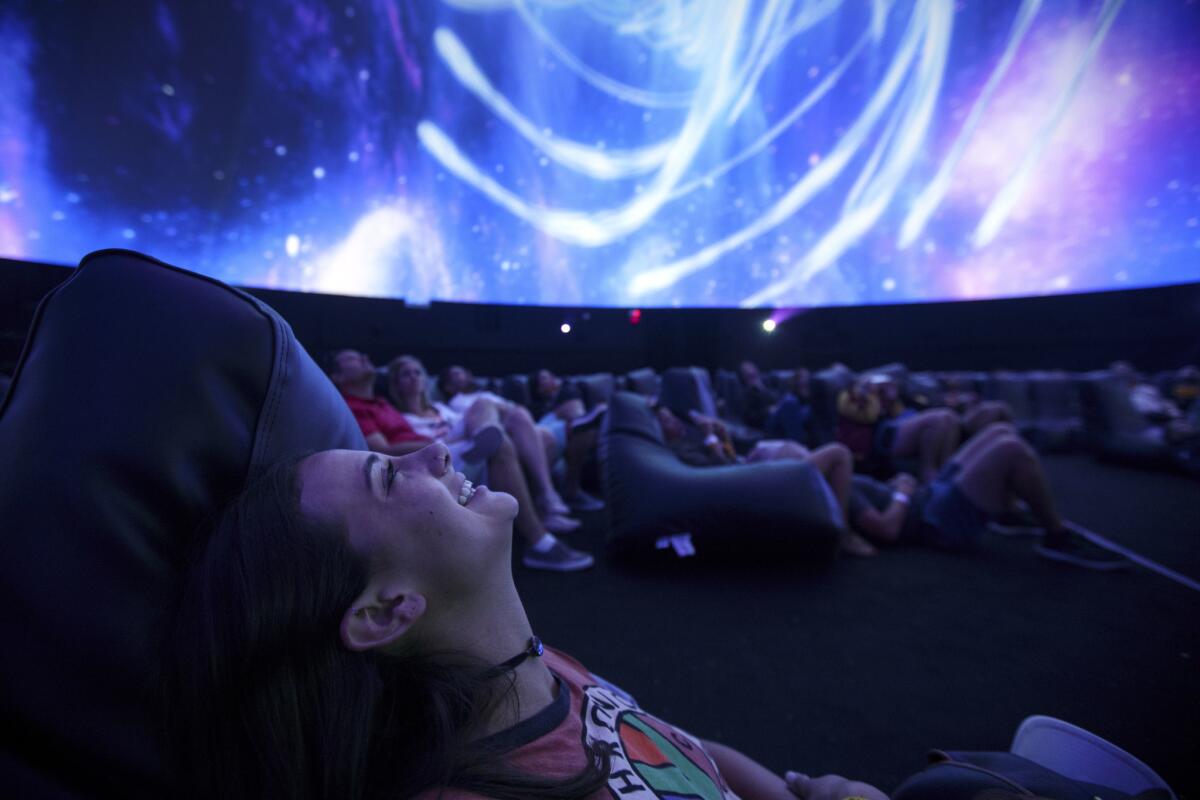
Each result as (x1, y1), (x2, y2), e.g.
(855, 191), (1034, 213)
(486, 635), (544, 677)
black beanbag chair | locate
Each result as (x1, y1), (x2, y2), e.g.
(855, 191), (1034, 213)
(0, 250), (365, 798)
(599, 391), (841, 562)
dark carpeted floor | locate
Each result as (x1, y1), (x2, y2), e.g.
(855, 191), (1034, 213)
(514, 453), (1200, 798)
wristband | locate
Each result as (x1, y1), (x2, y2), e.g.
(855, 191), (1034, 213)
(892, 491), (910, 505)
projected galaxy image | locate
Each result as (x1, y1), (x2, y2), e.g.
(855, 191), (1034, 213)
(1, 1), (1198, 306)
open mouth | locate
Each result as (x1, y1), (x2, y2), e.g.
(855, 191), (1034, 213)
(457, 479), (477, 506)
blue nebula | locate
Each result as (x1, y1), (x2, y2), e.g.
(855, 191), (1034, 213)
(1, 0), (1198, 307)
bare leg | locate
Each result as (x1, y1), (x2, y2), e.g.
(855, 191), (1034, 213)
(485, 435), (544, 547)
(462, 396), (502, 433)
(962, 401), (1013, 439)
(563, 428), (597, 496)
(892, 409), (958, 483)
(806, 443), (875, 557)
(540, 425), (558, 469)
(805, 443), (853, 519)
(949, 421), (1017, 466)
(498, 404), (560, 501)
(954, 435), (1063, 530)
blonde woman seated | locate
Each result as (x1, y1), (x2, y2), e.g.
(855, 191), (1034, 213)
(388, 355), (591, 571)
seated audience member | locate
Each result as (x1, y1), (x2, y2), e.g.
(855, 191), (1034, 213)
(388, 354), (504, 468)
(1111, 361), (1185, 425)
(838, 374), (960, 483)
(846, 423), (1128, 570)
(764, 367), (816, 445)
(169, 442), (887, 800)
(1168, 365), (1199, 412)
(656, 405), (875, 557)
(737, 360), (782, 430)
(439, 364), (580, 527)
(335, 351), (590, 570)
(329, 349), (427, 457)
(530, 369), (605, 511)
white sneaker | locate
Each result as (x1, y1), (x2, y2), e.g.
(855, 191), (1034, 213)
(522, 539), (595, 571)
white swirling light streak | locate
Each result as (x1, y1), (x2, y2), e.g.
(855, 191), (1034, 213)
(422, 0), (1124, 305)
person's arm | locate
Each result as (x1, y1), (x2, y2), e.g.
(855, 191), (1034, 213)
(854, 501), (907, 541)
(364, 431), (432, 456)
(701, 740), (794, 800)
(701, 740), (888, 800)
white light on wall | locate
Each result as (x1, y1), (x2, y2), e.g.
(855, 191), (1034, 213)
(560, 322), (572, 334)
(762, 318), (777, 333)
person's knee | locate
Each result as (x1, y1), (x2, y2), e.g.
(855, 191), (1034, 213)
(983, 421), (1017, 438)
(471, 396), (497, 415)
(492, 434), (517, 464)
(992, 435), (1035, 465)
(824, 442), (852, 466)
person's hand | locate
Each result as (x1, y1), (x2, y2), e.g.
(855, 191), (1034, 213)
(890, 473), (918, 496)
(785, 771), (889, 800)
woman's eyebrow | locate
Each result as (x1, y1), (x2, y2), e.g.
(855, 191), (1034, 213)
(363, 453), (379, 495)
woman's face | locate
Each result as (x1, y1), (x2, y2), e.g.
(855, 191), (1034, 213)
(297, 443), (518, 597)
(535, 369), (559, 398)
(390, 358), (427, 400)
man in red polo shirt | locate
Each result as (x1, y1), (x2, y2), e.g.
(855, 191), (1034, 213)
(329, 350), (429, 455)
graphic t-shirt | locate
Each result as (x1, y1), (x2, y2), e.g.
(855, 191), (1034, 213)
(403, 402), (462, 442)
(416, 648), (739, 800)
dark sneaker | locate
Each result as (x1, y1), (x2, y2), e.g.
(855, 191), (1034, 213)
(563, 489), (605, 512)
(462, 423), (503, 463)
(542, 513), (582, 533)
(1035, 530), (1129, 570)
(523, 539), (595, 571)
(988, 520), (1044, 537)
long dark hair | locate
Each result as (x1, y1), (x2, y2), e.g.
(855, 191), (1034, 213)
(166, 457), (609, 800)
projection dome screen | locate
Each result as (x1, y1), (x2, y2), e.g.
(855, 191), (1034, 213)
(1, 1), (1198, 307)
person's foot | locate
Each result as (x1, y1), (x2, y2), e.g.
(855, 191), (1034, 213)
(563, 488), (605, 512)
(840, 530), (878, 557)
(522, 536), (595, 571)
(461, 423), (503, 463)
(1034, 529), (1129, 570)
(542, 513), (582, 534)
(538, 490), (572, 517)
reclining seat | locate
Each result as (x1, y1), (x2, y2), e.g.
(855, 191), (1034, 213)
(1076, 371), (1175, 468)
(660, 366), (762, 451)
(599, 391), (841, 562)
(0, 250), (366, 798)
(1026, 371), (1082, 451)
(622, 367), (660, 398)
(809, 364), (855, 445)
(984, 372), (1039, 442)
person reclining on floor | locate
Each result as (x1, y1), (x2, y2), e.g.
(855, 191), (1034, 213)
(438, 364), (582, 530)
(529, 368), (606, 512)
(845, 422), (1129, 570)
(168, 441), (888, 800)
(655, 404), (876, 557)
(332, 350), (592, 571)
(837, 373), (960, 483)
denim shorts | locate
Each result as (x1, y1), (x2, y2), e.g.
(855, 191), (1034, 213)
(905, 463), (989, 551)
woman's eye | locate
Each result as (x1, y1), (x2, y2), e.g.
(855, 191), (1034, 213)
(386, 462), (397, 491)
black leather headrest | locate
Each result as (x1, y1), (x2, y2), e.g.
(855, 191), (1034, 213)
(604, 391), (665, 445)
(0, 250), (365, 798)
(659, 367), (718, 418)
(623, 367), (659, 397)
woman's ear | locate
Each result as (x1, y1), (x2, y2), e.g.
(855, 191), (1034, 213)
(340, 590), (427, 652)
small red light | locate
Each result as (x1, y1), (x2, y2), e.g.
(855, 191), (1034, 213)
(629, 308), (642, 325)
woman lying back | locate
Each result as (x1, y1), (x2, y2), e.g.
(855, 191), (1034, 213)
(167, 441), (887, 800)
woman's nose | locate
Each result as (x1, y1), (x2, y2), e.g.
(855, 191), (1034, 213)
(419, 440), (451, 474)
